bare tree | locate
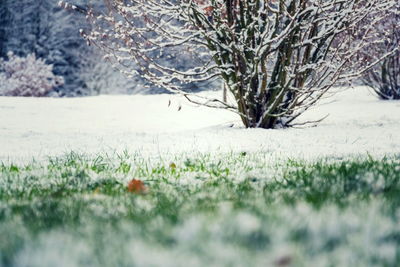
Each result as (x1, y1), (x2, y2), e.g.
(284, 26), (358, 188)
(359, 3), (399, 100)
(61, 0), (397, 128)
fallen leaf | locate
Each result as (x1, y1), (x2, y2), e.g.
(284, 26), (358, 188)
(127, 179), (147, 194)
(169, 162), (177, 169)
(274, 255), (292, 266)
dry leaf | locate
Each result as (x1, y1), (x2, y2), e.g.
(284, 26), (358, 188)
(274, 255), (292, 266)
(127, 179), (147, 194)
(169, 162), (177, 169)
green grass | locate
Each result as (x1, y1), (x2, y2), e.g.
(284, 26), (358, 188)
(1, 153), (400, 267)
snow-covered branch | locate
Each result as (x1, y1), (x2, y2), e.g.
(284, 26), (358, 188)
(61, 0), (398, 128)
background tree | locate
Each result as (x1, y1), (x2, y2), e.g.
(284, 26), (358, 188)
(0, 0), (136, 96)
(61, 0), (397, 128)
(359, 3), (399, 100)
(0, 52), (64, 96)
(0, 0), (11, 57)
(0, 0), (87, 95)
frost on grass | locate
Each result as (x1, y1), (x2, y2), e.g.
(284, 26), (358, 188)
(1, 153), (400, 266)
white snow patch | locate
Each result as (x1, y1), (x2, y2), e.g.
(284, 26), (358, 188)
(0, 86), (399, 162)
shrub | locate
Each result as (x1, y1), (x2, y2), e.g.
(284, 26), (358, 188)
(0, 52), (64, 97)
(61, 0), (397, 128)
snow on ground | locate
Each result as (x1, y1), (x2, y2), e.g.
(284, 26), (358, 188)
(0, 86), (399, 162)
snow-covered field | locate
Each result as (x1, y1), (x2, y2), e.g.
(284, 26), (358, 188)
(0, 86), (399, 161)
(1, 86), (400, 267)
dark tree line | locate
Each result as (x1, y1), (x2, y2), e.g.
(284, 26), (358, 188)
(0, 0), (136, 96)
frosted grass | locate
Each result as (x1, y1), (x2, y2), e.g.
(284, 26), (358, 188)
(1, 152), (400, 267)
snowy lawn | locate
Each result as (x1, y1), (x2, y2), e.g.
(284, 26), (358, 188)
(0, 86), (400, 266)
(1, 154), (400, 266)
(0, 86), (399, 161)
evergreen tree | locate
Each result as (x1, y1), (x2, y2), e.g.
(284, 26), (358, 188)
(0, 0), (136, 96)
